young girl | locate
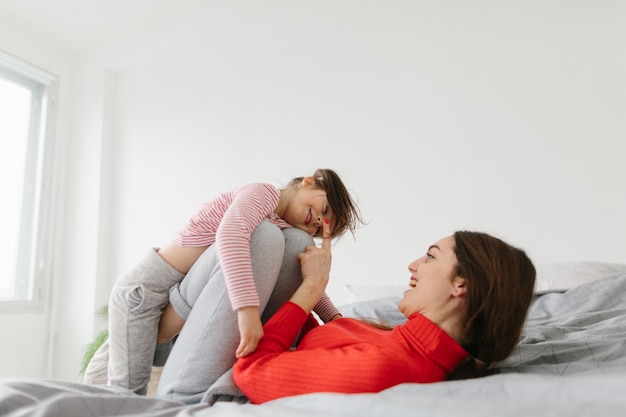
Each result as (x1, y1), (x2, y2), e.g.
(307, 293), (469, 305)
(91, 168), (363, 395)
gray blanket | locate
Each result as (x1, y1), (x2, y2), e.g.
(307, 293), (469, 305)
(496, 273), (626, 374)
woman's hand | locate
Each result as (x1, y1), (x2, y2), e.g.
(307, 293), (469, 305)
(291, 219), (332, 314)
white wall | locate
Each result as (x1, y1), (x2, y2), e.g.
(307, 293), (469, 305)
(2, 0), (625, 382)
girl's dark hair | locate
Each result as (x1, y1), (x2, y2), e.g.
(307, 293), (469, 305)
(447, 231), (536, 380)
(288, 168), (364, 239)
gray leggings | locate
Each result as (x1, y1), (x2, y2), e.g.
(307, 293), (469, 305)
(156, 221), (313, 403)
(84, 221), (312, 399)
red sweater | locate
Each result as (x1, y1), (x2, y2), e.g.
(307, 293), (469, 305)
(233, 301), (468, 404)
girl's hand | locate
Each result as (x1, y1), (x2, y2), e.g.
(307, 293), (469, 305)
(236, 306), (264, 357)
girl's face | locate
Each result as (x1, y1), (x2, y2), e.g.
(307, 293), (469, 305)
(281, 179), (335, 237)
(398, 236), (465, 318)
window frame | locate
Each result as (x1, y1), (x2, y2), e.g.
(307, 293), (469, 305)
(0, 50), (58, 313)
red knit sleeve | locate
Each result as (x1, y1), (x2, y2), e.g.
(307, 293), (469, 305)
(298, 312), (321, 340)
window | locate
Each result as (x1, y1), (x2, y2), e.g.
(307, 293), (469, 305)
(0, 51), (57, 310)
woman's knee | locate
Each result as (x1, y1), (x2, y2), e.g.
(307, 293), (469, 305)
(282, 227), (314, 256)
(250, 220), (285, 254)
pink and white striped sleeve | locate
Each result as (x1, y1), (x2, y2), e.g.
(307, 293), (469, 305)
(216, 183), (281, 310)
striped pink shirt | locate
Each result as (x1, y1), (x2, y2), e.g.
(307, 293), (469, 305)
(173, 183), (339, 321)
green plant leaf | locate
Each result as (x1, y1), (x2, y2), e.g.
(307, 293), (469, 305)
(79, 305), (109, 376)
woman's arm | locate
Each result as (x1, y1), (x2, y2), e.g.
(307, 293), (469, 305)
(289, 218), (332, 313)
(233, 302), (410, 403)
(233, 221), (408, 403)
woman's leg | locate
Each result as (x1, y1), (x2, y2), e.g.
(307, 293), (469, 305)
(156, 221), (313, 404)
(260, 226), (313, 322)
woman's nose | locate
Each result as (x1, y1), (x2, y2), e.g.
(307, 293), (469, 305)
(408, 257), (423, 272)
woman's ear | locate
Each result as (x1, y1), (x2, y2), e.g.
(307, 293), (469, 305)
(451, 276), (467, 298)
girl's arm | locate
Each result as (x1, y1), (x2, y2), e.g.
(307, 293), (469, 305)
(314, 292), (342, 322)
(216, 183), (283, 357)
(216, 183), (282, 310)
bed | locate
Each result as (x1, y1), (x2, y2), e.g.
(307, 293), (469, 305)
(2, 262), (626, 417)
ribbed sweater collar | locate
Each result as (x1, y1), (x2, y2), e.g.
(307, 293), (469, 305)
(394, 313), (469, 372)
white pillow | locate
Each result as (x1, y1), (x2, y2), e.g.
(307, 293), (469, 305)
(339, 284), (408, 325)
(535, 262), (626, 292)
(339, 295), (407, 326)
(341, 262), (626, 299)
(343, 284), (407, 302)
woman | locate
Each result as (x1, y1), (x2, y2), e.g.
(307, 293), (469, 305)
(232, 222), (536, 403)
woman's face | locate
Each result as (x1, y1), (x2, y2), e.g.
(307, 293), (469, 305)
(398, 235), (465, 318)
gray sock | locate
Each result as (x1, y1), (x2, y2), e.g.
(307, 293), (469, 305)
(153, 339), (174, 367)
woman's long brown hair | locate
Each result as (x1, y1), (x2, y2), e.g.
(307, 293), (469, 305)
(447, 231), (536, 380)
